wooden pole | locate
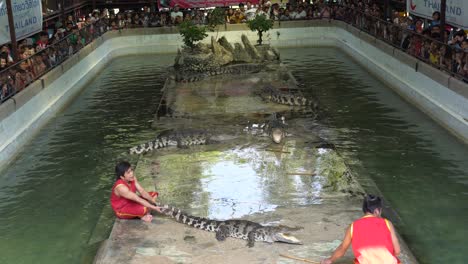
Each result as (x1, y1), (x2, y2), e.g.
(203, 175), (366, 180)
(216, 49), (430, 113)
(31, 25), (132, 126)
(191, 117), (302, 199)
(440, 0), (446, 42)
(384, 0), (389, 20)
(61, 0), (65, 20)
(5, 0), (18, 61)
(279, 253), (320, 264)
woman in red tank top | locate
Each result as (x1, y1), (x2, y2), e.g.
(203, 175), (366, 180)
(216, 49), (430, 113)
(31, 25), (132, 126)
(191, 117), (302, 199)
(321, 195), (401, 264)
(110, 161), (162, 222)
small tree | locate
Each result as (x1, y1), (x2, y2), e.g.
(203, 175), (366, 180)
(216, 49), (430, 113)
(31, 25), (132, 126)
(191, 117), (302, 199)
(246, 14), (274, 45)
(207, 7), (226, 40)
(178, 20), (208, 50)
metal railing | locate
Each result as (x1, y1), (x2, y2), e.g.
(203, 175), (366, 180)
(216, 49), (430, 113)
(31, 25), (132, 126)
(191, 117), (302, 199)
(1, 21), (108, 103)
(333, 4), (468, 82)
(2, 4), (467, 104)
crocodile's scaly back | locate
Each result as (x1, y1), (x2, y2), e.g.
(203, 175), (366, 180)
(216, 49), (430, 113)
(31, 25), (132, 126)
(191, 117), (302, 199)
(257, 86), (319, 110)
(158, 203), (302, 247)
(129, 129), (210, 155)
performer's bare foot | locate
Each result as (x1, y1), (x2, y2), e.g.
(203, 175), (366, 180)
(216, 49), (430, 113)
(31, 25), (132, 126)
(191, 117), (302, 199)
(141, 214), (153, 222)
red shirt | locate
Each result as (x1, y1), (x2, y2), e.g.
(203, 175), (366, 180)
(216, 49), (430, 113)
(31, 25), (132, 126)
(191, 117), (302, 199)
(110, 179), (136, 211)
(351, 215), (399, 264)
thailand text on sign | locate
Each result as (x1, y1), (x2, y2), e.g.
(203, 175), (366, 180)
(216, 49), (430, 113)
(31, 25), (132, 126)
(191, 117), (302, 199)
(0, 0), (43, 45)
(407, 0), (467, 29)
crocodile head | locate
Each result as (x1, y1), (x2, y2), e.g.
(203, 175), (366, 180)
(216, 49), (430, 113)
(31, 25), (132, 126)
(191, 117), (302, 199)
(271, 127), (285, 144)
(272, 232), (302, 244)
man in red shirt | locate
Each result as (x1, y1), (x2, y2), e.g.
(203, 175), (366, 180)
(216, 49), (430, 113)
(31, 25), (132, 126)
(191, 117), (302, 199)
(110, 161), (162, 222)
(321, 195), (401, 264)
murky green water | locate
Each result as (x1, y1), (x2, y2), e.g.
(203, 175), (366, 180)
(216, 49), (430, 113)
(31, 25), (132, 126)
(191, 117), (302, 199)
(0, 47), (466, 264)
(279, 48), (468, 264)
(0, 55), (173, 264)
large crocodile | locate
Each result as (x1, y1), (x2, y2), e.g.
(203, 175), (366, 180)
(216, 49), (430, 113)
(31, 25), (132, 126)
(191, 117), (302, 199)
(129, 115), (287, 155)
(174, 63), (263, 82)
(157, 203), (302, 247)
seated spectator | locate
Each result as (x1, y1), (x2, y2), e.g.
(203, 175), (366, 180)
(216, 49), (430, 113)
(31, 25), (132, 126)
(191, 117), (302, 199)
(65, 22), (74, 35)
(462, 53), (468, 79)
(170, 4), (183, 24)
(48, 47), (58, 66)
(320, 6), (331, 19)
(0, 52), (9, 71)
(292, 5), (306, 20)
(270, 3), (280, 20)
(421, 40), (431, 60)
(0, 45), (13, 64)
(226, 8), (235, 23)
(245, 1), (257, 21)
(91, 11), (100, 23)
(239, 3), (246, 14)
(132, 13), (143, 27)
(454, 49), (465, 74)
(116, 14), (126, 28)
(448, 30), (466, 51)
(1, 74), (14, 102)
(160, 13), (168, 26)
(15, 61), (34, 91)
(183, 13), (192, 22)
(230, 9), (245, 24)
(462, 40), (468, 51)
(36, 32), (49, 50)
(280, 9), (291, 20)
(31, 55), (45, 77)
(66, 15), (77, 27)
(192, 12), (204, 25)
(428, 11), (440, 28)
(429, 42), (440, 65)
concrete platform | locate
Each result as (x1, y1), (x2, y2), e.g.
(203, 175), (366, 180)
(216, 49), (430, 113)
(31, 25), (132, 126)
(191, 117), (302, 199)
(94, 66), (418, 264)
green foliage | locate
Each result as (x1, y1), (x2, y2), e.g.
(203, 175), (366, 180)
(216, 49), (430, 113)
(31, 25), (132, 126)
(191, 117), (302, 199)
(178, 20), (208, 49)
(246, 14), (274, 45)
(207, 8), (226, 31)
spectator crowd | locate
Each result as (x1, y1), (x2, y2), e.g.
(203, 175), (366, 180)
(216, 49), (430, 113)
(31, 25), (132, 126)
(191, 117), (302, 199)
(1, 0), (467, 103)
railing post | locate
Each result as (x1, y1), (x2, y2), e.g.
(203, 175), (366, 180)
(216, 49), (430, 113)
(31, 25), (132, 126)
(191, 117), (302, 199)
(5, 0), (18, 61)
(440, 0), (446, 42)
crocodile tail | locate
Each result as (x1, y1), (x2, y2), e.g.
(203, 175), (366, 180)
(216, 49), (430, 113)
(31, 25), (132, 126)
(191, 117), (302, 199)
(158, 204), (220, 232)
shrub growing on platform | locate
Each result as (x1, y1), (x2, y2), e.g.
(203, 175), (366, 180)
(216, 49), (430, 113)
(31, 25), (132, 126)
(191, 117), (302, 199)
(246, 14), (274, 45)
(179, 21), (208, 50)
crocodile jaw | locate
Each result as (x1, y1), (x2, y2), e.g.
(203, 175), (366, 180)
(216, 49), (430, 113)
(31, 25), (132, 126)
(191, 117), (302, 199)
(273, 233), (302, 244)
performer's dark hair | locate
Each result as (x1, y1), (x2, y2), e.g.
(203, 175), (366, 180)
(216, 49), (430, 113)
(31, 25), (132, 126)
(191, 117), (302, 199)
(362, 194), (383, 214)
(115, 161), (131, 180)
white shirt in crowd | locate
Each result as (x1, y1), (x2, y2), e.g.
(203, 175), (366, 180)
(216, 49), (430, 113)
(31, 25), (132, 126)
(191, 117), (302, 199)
(245, 8), (257, 20)
(291, 10), (306, 20)
(171, 11), (183, 20)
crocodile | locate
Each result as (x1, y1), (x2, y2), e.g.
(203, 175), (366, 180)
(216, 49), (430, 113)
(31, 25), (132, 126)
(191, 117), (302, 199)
(129, 115), (287, 155)
(157, 203), (302, 247)
(257, 86), (319, 110)
(174, 63), (263, 83)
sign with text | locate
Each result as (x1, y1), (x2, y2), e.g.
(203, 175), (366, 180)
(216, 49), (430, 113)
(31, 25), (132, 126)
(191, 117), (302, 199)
(407, 0), (467, 29)
(0, 0), (43, 45)
(159, 0), (259, 9)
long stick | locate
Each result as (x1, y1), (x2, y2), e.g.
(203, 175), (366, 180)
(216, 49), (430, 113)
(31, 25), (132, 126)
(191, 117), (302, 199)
(286, 172), (316, 176)
(264, 149), (291, 154)
(279, 253), (320, 264)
